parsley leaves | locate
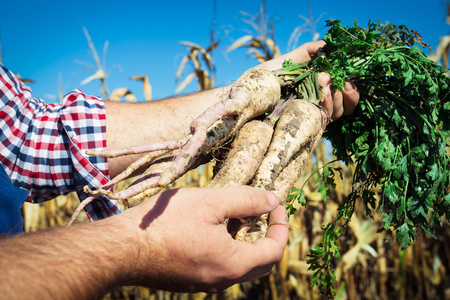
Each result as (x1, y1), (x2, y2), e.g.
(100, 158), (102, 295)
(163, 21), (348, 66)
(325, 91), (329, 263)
(286, 19), (450, 296)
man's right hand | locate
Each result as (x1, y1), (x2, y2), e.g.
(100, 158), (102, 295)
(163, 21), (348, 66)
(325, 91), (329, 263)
(121, 186), (289, 292)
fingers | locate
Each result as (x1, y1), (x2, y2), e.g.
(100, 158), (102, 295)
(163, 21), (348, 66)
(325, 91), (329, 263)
(300, 40), (326, 61)
(210, 186), (279, 220)
(256, 41), (360, 123)
(265, 205), (289, 246)
(258, 41), (326, 71)
(229, 205), (288, 282)
(318, 73), (339, 120)
(280, 40), (326, 63)
(318, 72), (359, 124)
(342, 81), (359, 116)
(202, 186), (287, 273)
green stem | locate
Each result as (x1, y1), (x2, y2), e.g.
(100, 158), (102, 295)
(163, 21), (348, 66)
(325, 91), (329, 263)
(293, 159), (340, 203)
(294, 70), (311, 83)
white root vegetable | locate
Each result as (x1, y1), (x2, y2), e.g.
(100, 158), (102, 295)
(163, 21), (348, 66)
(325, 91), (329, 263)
(253, 100), (323, 192)
(207, 120), (274, 188)
(234, 100), (323, 242)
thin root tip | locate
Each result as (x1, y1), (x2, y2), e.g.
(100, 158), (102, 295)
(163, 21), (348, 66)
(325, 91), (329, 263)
(157, 176), (169, 188)
(157, 165), (178, 188)
(157, 182), (167, 188)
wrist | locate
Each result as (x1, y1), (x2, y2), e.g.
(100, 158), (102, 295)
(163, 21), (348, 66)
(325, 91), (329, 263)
(101, 212), (150, 287)
(111, 202), (169, 288)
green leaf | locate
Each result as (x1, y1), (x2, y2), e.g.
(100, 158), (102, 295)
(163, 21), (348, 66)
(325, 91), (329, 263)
(282, 58), (295, 68)
(426, 163), (438, 181)
(384, 183), (400, 203)
(299, 192), (306, 206)
(396, 223), (413, 249)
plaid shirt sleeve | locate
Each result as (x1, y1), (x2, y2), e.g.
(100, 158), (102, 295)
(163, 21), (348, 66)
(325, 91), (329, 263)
(0, 64), (121, 220)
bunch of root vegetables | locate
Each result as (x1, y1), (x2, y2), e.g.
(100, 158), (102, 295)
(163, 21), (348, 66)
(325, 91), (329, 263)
(70, 19), (450, 254)
(69, 62), (326, 242)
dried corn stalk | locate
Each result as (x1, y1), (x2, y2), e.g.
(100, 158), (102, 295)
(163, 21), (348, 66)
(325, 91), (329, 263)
(227, 0), (280, 63)
(175, 40), (219, 93)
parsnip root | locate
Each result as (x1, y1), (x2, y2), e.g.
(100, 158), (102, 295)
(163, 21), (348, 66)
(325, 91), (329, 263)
(207, 120), (274, 188)
(233, 100), (323, 242)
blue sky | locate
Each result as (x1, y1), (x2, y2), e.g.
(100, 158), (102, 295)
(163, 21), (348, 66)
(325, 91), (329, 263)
(1, 0), (449, 102)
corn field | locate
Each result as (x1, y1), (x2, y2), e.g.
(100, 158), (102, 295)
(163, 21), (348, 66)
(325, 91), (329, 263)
(18, 1), (450, 299)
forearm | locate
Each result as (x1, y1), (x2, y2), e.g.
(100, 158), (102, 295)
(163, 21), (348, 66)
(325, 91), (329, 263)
(0, 216), (139, 299)
(105, 87), (227, 178)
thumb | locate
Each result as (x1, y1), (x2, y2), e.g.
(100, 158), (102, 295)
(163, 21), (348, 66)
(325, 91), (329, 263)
(210, 186), (279, 220)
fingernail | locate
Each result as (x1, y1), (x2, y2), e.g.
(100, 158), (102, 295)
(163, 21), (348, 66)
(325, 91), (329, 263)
(344, 81), (355, 92)
(318, 73), (331, 85)
(266, 191), (279, 207)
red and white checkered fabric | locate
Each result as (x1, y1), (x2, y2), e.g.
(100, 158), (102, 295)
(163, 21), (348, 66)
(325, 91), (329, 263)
(0, 64), (121, 220)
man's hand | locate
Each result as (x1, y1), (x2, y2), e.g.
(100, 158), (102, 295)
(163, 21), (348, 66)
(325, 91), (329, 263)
(259, 40), (360, 126)
(0, 186), (288, 299)
(122, 186), (288, 292)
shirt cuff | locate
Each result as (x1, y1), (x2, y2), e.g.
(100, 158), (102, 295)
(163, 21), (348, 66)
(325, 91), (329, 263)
(57, 90), (122, 220)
